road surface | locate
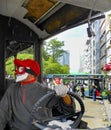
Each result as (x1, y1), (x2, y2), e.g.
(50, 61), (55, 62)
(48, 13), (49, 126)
(81, 98), (110, 129)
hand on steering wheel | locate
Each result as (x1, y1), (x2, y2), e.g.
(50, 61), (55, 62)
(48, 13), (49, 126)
(30, 91), (85, 130)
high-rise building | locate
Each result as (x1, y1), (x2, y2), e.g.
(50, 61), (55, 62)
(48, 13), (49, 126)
(57, 50), (70, 66)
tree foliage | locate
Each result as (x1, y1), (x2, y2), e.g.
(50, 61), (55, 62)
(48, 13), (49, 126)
(42, 45), (51, 61)
(43, 57), (69, 75)
(6, 38), (70, 77)
(45, 38), (66, 62)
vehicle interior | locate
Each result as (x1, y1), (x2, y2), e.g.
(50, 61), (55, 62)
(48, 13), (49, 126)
(0, 0), (111, 129)
(0, 0), (110, 93)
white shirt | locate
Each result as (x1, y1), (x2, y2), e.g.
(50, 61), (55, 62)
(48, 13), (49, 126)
(108, 83), (111, 90)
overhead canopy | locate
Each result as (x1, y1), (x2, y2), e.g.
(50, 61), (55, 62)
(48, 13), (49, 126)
(0, 0), (111, 58)
(0, 0), (111, 41)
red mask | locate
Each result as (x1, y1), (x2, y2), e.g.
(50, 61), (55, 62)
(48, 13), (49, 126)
(15, 67), (26, 75)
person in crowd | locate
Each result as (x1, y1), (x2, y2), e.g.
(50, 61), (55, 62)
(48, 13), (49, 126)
(70, 81), (77, 92)
(107, 79), (111, 104)
(0, 59), (75, 130)
(42, 77), (48, 86)
(52, 77), (64, 86)
(80, 85), (85, 100)
(92, 85), (97, 101)
(48, 77), (62, 90)
(65, 82), (73, 92)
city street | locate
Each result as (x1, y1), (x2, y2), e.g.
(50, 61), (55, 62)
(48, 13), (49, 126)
(81, 98), (111, 129)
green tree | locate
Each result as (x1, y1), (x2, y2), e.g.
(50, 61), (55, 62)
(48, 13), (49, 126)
(45, 38), (66, 62)
(43, 57), (69, 75)
(5, 57), (15, 77)
(61, 65), (70, 74)
(42, 45), (51, 61)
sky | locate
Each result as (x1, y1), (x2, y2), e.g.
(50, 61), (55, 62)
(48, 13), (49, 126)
(47, 23), (88, 73)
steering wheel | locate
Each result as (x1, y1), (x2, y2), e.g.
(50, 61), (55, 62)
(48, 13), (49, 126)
(30, 91), (85, 129)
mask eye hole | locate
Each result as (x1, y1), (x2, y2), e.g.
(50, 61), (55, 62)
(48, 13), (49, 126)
(15, 66), (25, 74)
(18, 67), (25, 73)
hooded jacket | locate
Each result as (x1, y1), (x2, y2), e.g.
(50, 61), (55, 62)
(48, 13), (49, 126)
(0, 81), (74, 130)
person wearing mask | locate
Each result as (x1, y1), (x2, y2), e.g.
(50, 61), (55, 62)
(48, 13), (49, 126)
(0, 58), (74, 130)
(107, 79), (111, 104)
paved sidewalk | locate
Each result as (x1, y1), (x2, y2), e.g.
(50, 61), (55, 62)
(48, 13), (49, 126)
(81, 98), (111, 129)
(103, 99), (111, 123)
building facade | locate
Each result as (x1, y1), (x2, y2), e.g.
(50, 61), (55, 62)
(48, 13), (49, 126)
(80, 12), (111, 74)
(57, 50), (70, 66)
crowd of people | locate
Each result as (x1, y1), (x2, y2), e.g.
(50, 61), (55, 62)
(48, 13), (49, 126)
(45, 78), (106, 102)
(45, 78), (86, 100)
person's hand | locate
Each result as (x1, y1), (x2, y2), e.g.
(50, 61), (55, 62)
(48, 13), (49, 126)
(54, 85), (68, 97)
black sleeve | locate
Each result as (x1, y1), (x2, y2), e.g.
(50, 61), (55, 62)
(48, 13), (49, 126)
(0, 86), (12, 130)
